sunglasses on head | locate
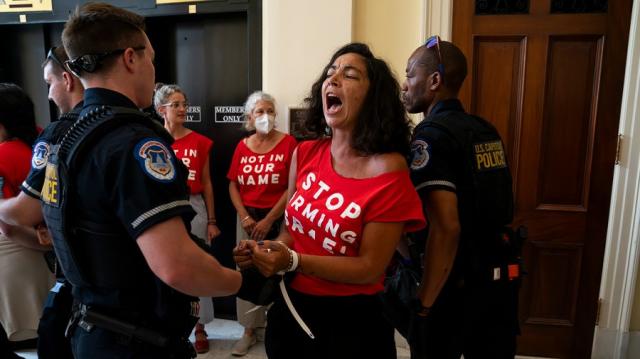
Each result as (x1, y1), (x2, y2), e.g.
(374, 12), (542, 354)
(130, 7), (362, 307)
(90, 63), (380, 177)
(47, 47), (67, 71)
(425, 35), (445, 83)
(65, 46), (146, 77)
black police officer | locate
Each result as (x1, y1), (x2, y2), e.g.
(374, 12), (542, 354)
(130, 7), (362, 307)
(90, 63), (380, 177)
(401, 37), (519, 359)
(2, 3), (241, 358)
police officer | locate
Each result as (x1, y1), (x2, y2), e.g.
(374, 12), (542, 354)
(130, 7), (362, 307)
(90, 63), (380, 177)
(2, 3), (241, 358)
(401, 37), (520, 358)
(32, 46), (84, 359)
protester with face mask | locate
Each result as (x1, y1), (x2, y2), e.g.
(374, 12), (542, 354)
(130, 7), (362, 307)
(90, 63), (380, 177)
(227, 91), (297, 356)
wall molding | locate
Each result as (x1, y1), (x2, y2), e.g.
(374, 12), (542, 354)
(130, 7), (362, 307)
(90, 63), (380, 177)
(593, 0), (640, 357)
(425, 0), (452, 41)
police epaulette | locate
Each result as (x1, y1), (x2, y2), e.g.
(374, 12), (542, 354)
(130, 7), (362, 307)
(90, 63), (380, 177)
(57, 105), (158, 168)
(57, 109), (80, 122)
(58, 105), (111, 160)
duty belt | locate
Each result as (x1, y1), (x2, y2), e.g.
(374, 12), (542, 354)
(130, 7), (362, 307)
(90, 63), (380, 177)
(68, 304), (196, 358)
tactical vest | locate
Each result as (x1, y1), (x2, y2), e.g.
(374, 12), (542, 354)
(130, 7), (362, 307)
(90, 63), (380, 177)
(44, 107), (81, 279)
(40, 106), (187, 291)
(424, 110), (517, 281)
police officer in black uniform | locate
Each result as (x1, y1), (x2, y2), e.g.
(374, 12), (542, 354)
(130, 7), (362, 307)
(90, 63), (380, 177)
(0, 45), (84, 359)
(401, 37), (521, 358)
(33, 45), (84, 359)
(2, 3), (242, 358)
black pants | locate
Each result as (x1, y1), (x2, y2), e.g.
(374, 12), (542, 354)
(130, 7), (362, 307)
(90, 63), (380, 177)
(246, 206), (283, 240)
(265, 287), (396, 359)
(407, 278), (519, 359)
(37, 280), (74, 359)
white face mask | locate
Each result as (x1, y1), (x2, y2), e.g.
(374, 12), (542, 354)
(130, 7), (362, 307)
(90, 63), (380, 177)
(255, 113), (275, 134)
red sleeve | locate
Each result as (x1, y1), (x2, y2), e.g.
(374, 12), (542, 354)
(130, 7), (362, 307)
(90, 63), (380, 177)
(365, 171), (426, 233)
(201, 135), (213, 155)
(295, 139), (320, 176)
(284, 135), (298, 178)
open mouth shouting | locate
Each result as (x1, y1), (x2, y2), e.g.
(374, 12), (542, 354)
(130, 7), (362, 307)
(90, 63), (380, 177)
(324, 92), (343, 116)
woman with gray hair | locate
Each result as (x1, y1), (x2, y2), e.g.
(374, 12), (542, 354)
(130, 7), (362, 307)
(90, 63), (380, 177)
(226, 91), (297, 356)
(154, 84), (219, 354)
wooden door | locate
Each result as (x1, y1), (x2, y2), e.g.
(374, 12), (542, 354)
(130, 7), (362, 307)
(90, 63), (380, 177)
(452, 1), (632, 357)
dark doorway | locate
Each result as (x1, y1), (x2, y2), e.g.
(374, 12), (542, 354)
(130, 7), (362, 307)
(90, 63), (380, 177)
(0, 1), (262, 319)
(147, 12), (258, 318)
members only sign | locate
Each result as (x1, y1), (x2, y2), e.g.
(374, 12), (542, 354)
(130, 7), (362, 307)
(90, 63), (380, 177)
(214, 106), (244, 123)
(186, 105), (201, 122)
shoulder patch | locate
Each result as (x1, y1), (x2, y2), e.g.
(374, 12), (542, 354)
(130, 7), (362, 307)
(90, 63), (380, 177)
(134, 139), (176, 182)
(410, 139), (430, 170)
(32, 141), (50, 170)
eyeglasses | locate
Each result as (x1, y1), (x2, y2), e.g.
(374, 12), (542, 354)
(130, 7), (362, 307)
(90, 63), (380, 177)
(425, 35), (445, 83)
(65, 46), (146, 76)
(46, 47), (67, 71)
(161, 101), (189, 109)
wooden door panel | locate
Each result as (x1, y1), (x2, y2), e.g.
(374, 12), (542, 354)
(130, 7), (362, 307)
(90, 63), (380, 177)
(471, 36), (526, 171)
(525, 241), (583, 325)
(539, 36), (603, 208)
(453, 1), (632, 357)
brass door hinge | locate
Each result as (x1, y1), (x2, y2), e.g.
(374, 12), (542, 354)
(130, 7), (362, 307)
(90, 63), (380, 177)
(615, 134), (623, 165)
(596, 298), (603, 325)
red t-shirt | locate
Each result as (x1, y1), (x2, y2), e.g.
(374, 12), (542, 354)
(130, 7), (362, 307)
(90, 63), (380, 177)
(171, 131), (213, 195)
(287, 139), (426, 296)
(0, 140), (32, 199)
(227, 134), (297, 208)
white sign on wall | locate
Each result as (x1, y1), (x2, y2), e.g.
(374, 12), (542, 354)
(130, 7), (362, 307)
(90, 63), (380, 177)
(186, 105), (201, 122)
(214, 106), (244, 123)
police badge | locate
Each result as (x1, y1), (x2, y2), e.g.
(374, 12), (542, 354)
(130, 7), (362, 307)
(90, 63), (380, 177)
(134, 139), (176, 182)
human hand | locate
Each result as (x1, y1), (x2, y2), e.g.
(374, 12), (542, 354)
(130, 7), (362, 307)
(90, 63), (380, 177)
(233, 239), (256, 269)
(35, 223), (52, 246)
(241, 216), (256, 236)
(250, 218), (274, 242)
(250, 240), (290, 277)
(207, 223), (221, 243)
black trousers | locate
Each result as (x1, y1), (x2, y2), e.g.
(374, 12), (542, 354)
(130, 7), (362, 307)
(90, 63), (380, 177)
(407, 278), (519, 359)
(37, 280), (74, 359)
(245, 206), (283, 240)
(265, 287), (396, 359)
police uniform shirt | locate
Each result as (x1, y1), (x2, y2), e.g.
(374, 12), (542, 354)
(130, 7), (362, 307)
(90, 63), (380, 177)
(73, 88), (194, 240)
(20, 102), (83, 199)
(409, 99), (464, 195)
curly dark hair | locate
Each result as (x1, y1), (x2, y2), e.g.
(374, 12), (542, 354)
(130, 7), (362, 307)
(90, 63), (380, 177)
(304, 42), (412, 156)
(0, 83), (38, 147)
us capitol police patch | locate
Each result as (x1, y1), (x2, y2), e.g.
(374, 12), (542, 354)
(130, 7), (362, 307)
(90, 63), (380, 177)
(134, 139), (176, 182)
(32, 141), (50, 170)
(410, 139), (430, 170)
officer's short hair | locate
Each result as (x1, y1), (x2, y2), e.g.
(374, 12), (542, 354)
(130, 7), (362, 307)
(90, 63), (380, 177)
(153, 84), (187, 111)
(419, 40), (468, 94)
(242, 91), (276, 131)
(42, 46), (70, 76)
(62, 2), (146, 75)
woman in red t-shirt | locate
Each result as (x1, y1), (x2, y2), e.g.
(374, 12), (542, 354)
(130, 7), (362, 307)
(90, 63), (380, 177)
(154, 84), (220, 354)
(227, 91), (297, 356)
(0, 83), (54, 358)
(233, 44), (426, 358)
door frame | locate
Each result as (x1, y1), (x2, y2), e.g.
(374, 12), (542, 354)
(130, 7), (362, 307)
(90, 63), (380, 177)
(426, 0), (640, 356)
